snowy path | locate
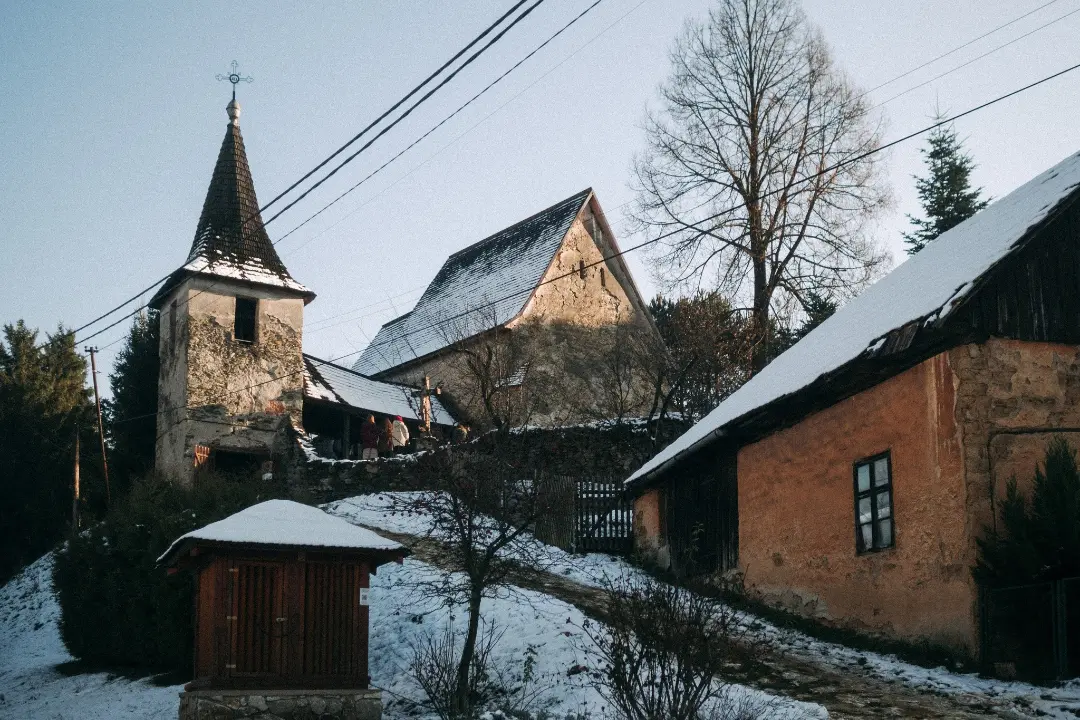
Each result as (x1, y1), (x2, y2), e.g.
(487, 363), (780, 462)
(328, 493), (1080, 720)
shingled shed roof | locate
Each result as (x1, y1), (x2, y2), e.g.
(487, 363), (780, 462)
(627, 149), (1080, 489)
(352, 189), (592, 376)
(151, 100), (312, 308)
(304, 355), (456, 425)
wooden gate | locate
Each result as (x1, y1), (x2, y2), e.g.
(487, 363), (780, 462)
(533, 475), (634, 555)
(575, 477), (633, 554)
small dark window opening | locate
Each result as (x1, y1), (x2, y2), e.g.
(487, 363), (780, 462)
(600, 267), (606, 287)
(579, 260), (586, 280)
(854, 452), (894, 553)
(169, 300), (178, 348)
(234, 297), (257, 344)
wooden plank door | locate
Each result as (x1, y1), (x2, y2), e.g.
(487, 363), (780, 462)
(228, 562), (287, 679)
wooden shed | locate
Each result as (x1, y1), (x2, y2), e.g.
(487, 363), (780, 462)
(159, 500), (408, 691)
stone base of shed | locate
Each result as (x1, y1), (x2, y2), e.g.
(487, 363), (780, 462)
(178, 688), (382, 720)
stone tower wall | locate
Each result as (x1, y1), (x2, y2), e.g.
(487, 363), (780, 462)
(156, 275), (305, 484)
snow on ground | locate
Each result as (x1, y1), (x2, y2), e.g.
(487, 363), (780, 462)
(331, 492), (1080, 719)
(0, 543), (819, 719)
(368, 557), (822, 719)
(0, 554), (182, 720)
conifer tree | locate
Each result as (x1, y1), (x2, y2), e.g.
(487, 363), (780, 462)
(903, 122), (989, 255)
(104, 311), (159, 494)
(0, 321), (97, 582)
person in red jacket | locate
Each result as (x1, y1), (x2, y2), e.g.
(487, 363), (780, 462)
(360, 415), (379, 460)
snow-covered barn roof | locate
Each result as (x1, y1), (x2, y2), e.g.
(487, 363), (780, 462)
(151, 100), (313, 309)
(627, 149), (1080, 489)
(304, 355), (456, 425)
(352, 189), (592, 376)
(158, 500), (405, 566)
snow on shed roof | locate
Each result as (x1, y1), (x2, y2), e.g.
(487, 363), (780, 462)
(628, 149), (1080, 488)
(353, 189), (592, 376)
(158, 500), (404, 564)
(304, 355), (456, 425)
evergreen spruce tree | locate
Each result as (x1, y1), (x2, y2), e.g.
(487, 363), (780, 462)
(903, 122), (989, 255)
(104, 311), (159, 495)
(0, 321), (98, 582)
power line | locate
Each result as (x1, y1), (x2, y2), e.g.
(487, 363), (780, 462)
(43, 0), (549, 351)
(272, 0), (611, 246)
(80, 0), (603, 349)
(46, 0), (1080, 357)
(257, 0), (537, 217)
(115, 59), (1080, 430)
(858, 0), (1067, 100)
(875, 4), (1080, 108)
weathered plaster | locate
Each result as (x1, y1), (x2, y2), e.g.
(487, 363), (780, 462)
(155, 276), (305, 484)
(736, 351), (973, 652)
(380, 212), (660, 428)
(633, 488), (670, 569)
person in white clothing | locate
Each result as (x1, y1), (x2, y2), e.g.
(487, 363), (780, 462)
(391, 416), (410, 453)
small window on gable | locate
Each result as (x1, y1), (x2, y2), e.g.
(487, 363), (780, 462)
(169, 300), (178, 349)
(600, 267), (606, 288)
(854, 452), (894, 553)
(234, 297), (257, 344)
(579, 260), (586, 280)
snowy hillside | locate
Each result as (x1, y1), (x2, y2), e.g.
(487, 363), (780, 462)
(0, 547), (820, 719)
(0, 554), (181, 720)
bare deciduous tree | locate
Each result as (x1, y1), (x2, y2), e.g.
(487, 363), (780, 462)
(384, 441), (560, 716)
(633, 0), (890, 371)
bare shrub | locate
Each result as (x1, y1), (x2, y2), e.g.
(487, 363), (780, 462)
(410, 617), (550, 720)
(583, 573), (769, 720)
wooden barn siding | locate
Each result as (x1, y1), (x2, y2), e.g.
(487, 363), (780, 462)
(665, 446), (738, 575)
(953, 198), (1080, 344)
(193, 553), (371, 690)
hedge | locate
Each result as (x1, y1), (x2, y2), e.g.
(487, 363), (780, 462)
(52, 473), (287, 674)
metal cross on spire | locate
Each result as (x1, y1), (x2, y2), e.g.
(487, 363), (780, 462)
(216, 60), (253, 101)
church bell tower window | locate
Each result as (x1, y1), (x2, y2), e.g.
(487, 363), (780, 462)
(234, 296), (258, 343)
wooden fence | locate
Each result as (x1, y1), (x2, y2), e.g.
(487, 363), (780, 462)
(534, 475), (634, 555)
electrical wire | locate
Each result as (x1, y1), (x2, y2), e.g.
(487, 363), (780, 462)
(112, 59), (1080, 430)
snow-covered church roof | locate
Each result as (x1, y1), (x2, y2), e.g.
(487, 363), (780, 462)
(628, 149), (1080, 488)
(352, 189), (593, 376)
(158, 500), (405, 565)
(151, 99), (313, 308)
(304, 354), (456, 425)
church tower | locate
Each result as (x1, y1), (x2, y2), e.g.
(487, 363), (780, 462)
(150, 96), (314, 485)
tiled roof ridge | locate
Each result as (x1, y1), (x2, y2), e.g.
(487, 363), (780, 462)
(186, 121), (292, 280)
(444, 188), (592, 263)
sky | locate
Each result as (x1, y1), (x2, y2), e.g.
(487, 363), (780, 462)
(2, 0), (1079, 390)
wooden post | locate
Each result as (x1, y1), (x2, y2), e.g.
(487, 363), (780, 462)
(72, 427), (80, 531)
(342, 413), (352, 459)
(421, 376), (432, 433)
(85, 347), (111, 506)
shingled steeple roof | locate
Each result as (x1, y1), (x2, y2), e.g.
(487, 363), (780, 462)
(150, 99), (312, 308)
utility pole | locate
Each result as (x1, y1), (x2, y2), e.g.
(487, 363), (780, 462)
(73, 426), (80, 532)
(85, 347), (111, 506)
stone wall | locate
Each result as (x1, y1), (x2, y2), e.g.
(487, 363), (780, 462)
(178, 689), (381, 720)
(948, 338), (1080, 573)
(156, 276), (305, 485)
(382, 211), (661, 429)
(294, 420), (687, 504)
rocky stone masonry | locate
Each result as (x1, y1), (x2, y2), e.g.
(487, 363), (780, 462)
(178, 689), (382, 720)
